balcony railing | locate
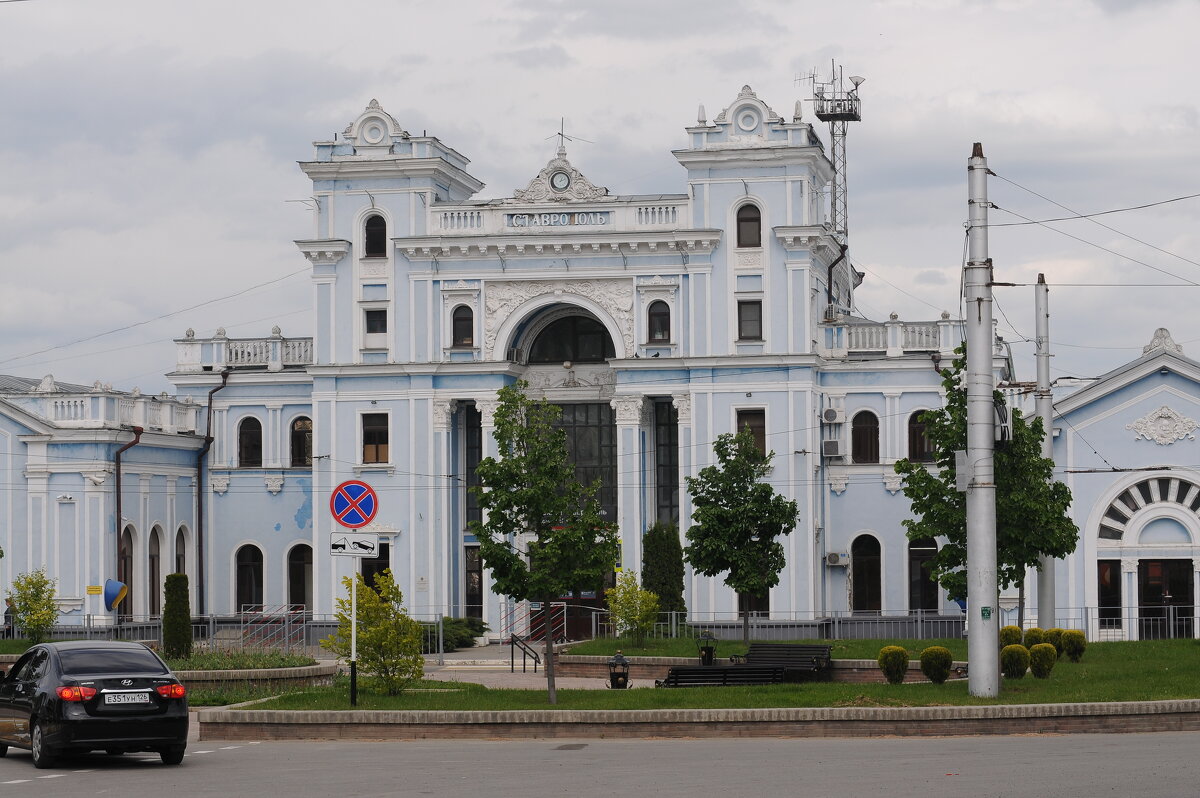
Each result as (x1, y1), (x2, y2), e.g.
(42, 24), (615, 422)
(175, 332), (313, 373)
(39, 393), (198, 433)
(823, 317), (963, 358)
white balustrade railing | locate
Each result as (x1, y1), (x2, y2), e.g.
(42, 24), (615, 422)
(825, 318), (963, 358)
(636, 205), (678, 225)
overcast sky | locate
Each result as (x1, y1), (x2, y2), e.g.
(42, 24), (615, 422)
(2, 0), (1197, 394)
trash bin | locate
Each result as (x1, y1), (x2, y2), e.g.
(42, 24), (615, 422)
(608, 651), (630, 689)
(696, 630), (717, 666)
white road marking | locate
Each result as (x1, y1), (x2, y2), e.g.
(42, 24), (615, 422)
(191, 750), (213, 754)
(219, 745), (241, 750)
(3, 780), (32, 785)
(71, 770), (94, 773)
(37, 774), (66, 778)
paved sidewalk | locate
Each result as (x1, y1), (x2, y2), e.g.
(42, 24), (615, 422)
(423, 643), (617, 690)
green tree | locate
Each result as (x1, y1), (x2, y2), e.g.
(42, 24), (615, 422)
(641, 521), (686, 617)
(684, 426), (798, 644)
(469, 381), (619, 704)
(321, 568), (424, 695)
(605, 572), (660, 647)
(7, 568), (59, 644)
(162, 573), (192, 659)
(894, 345), (1078, 601)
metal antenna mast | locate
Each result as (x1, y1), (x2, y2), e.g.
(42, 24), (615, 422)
(813, 62), (864, 242)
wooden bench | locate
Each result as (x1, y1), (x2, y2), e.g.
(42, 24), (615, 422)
(728, 643), (833, 682)
(655, 664), (786, 688)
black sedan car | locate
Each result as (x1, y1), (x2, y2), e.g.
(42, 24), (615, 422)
(0, 640), (188, 768)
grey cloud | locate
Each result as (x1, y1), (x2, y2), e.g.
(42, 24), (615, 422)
(499, 45), (574, 69)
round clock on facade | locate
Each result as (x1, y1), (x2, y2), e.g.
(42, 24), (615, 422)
(550, 171), (571, 191)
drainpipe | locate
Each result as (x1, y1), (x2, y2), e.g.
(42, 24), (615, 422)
(826, 243), (850, 309)
(114, 426), (144, 598)
(196, 369), (230, 615)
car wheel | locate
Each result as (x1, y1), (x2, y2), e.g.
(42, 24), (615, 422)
(0, 742), (8, 758)
(160, 745), (186, 765)
(31, 720), (57, 769)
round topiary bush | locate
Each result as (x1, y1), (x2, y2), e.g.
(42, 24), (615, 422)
(877, 645), (910, 685)
(999, 625), (1023, 647)
(1061, 629), (1087, 663)
(1029, 643), (1057, 679)
(1000, 644), (1031, 679)
(919, 645), (953, 684)
(1023, 627), (1045, 648)
(1045, 628), (1065, 656)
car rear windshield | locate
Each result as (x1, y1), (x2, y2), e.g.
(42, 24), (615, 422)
(59, 649), (169, 675)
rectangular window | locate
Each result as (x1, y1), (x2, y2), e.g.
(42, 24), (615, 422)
(362, 413), (389, 464)
(736, 408), (766, 455)
(464, 404), (483, 527)
(654, 400), (679, 523)
(364, 309), (388, 334)
(464, 545), (483, 619)
(737, 300), (762, 341)
(360, 541), (391, 586)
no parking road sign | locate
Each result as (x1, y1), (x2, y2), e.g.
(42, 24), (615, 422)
(330, 479), (378, 529)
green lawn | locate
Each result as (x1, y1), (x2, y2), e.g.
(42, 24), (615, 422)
(564, 636), (970, 660)
(250, 639), (1200, 711)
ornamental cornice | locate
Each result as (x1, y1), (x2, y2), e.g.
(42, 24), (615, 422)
(1127, 406), (1198, 445)
(774, 226), (841, 253)
(400, 230), (721, 260)
(483, 279), (635, 359)
(295, 239), (351, 266)
(672, 393), (692, 424)
(611, 395), (646, 426)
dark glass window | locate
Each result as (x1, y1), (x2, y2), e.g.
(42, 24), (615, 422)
(851, 535), (882, 613)
(288, 544), (313, 610)
(362, 413), (389, 464)
(148, 528), (162, 616)
(654, 400), (679, 523)
(60, 648), (168, 676)
(235, 545), (263, 611)
(364, 214), (387, 257)
(238, 417), (263, 468)
(365, 309), (387, 335)
(464, 546), (483, 619)
(464, 405), (483, 527)
(118, 525), (134, 621)
(528, 315), (615, 364)
(908, 538), (938, 612)
(736, 204), (761, 248)
(907, 411), (934, 462)
(738, 591), (769, 617)
(361, 541), (391, 588)
(453, 306), (474, 347)
(1098, 559), (1121, 629)
(291, 417), (313, 468)
(736, 408), (766, 455)
(851, 411), (880, 464)
(555, 403), (617, 523)
(648, 301), (671, 343)
(174, 527), (186, 576)
(737, 301), (762, 341)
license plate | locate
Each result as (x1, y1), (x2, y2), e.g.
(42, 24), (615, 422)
(104, 692), (150, 705)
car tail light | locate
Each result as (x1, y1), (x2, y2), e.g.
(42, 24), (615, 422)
(156, 684), (187, 699)
(56, 686), (97, 702)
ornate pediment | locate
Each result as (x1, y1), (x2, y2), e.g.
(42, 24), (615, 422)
(1127, 406), (1198, 445)
(512, 146), (608, 203)
(1143, 327), (1184, 355)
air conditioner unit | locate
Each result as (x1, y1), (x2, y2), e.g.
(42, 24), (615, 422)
(822, 408), (846, 424)
(823, 304), (839, 322)
(826, 552), (850, 567)
(822, 439), (844, 458)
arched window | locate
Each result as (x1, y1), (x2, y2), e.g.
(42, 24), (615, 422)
(528, 315), (615, 364)
(736, 204), (761, 248)
(364, 214), (387, 258)
(118, 525), (135, 620)
(148, 527), (162, 617)
(851, 534), (882, 613)
(851, 411), (880, 464)
(907, 411), (934, 462)
(290, 416), (313, 468)
(908, 537), (939, 612)
(452, 306), (474, 347)
(238, 417), (263, 468)
(174, 526), (187, 576)
(288, 544), (313, 611)
(647, 300), (671, 343)
(235, 545), (263, 611)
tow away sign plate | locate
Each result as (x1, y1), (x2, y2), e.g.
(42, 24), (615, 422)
(330, 532), (379, 558)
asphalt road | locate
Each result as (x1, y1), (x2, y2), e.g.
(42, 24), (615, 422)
(2, 733), (1197, 797)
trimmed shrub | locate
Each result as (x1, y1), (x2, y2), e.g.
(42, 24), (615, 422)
(641, 521), (686, 616)
(919, 645), (953, 684)
(1029, 643), (1057, 679)
(1061, 630), (1087, 663)
(877, 645), (910, 685)
(6, 568), (58, 644)
(1023, 627), (1045, 648)
(162, 573), (192, 659)
(999, 625), (1023, 647)
(1045, 628), (1065, 656)
(1000, 644), (1031, 679)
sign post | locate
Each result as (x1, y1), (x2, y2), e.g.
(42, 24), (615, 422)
(329, 480), (379, 707)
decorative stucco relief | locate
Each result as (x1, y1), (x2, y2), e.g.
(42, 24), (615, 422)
(829, 475), (848, 495)
(884, 473), (903, 495)
(483, 279), (635, 359)
(211, 475), (230, 495)
(475, 399), (501, 427)
(265, 475), (284, 495)
(525, 364), (615, 397)
(432, 400), (458, 430)
(512, 146), (608, 203)
(1126, 406), (1197, 445)
(611, 396), (645, 426)
(1143, 327), (1183, 355)
(672, 393), (692, 424)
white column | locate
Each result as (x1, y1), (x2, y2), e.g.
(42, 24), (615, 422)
(1122, 557), (1139, 641)
(475, 398), (503, 636)
(672, 393), (693, 616)
(431, 399), (457, 618)
(611, 395), (647, 574)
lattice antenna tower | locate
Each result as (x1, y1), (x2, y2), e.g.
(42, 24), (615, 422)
(813, 62), (864, 243)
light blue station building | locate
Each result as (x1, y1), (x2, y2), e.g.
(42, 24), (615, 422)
(2, 88), (1196, 640)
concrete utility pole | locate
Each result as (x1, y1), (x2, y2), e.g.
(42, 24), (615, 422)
(965, 143), (999, 697)
(1035, 274), (1056, 629)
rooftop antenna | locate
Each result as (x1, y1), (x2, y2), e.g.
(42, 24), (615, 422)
(545, 117), (594, 154)
(813, 61), (864, 243)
